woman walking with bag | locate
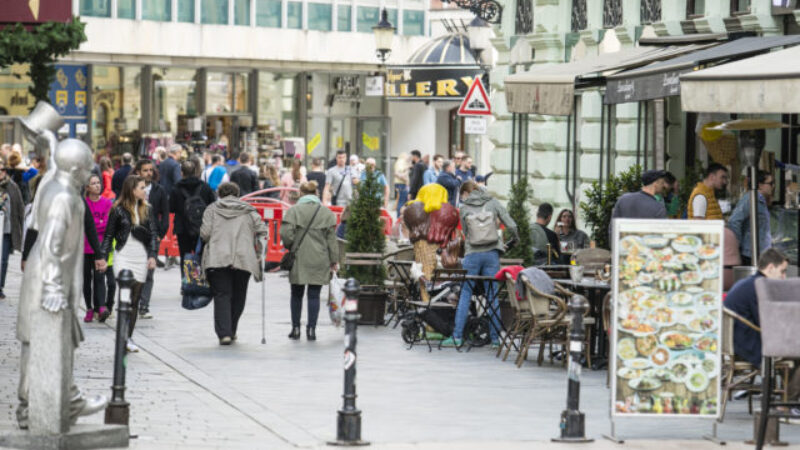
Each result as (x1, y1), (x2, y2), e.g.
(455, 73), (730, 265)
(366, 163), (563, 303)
(280, 181), (338, 341)
(101, 175), (159, 353)
(200, 182), (268, 345)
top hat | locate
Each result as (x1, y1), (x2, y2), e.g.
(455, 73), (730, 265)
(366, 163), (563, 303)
(20, 101), (64, 141)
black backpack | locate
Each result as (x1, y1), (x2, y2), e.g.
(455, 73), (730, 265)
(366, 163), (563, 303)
(181, 185), (207, 236)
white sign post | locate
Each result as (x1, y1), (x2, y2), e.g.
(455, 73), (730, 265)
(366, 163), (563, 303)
(464, 116), (487, 135)
(365, 76), (384, 97)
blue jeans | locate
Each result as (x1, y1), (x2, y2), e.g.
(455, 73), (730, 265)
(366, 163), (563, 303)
(0, 234), (11, 292)
(453, 250), (501, 341)
(395, 183), (408, 218)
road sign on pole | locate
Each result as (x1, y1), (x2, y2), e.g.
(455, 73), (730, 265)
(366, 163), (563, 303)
(458, 78), (491, 116)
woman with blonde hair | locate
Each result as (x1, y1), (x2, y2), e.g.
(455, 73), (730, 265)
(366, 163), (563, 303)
(101, 175), (159, 352)
(393, 153), (410, 217)
(258, 163), (281, 199)
(99, 156), (115, 199)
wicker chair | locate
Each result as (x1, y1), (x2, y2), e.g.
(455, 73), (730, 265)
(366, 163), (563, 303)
(515, 275), (569, 368)
(496, 272), (532, 361)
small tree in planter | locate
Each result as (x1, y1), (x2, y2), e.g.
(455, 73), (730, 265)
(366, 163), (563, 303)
(580, 165), (642, 250)
(504, 177), (535, 266)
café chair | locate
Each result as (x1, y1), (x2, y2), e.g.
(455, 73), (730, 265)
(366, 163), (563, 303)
(754, 278), (800, 450)
(516, 275), (569, 368)
(496, 272), (531, 361)
(719, 307), (761, 421)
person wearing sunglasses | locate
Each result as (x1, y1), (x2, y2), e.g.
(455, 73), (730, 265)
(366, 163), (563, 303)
(728, 170), (774, 266)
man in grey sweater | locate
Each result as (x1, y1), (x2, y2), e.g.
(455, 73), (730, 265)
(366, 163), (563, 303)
(609, 169), (668, 245)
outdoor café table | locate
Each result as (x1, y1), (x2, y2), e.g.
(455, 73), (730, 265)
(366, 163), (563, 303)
(461, 274), (508, 350)
(553, 277), (611, 369)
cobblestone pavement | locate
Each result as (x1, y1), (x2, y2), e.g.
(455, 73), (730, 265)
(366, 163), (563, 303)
(1, 252), (798, 449)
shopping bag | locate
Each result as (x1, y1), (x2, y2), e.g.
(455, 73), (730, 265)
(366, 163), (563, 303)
(328, 272), (346, 326)
(181, 242), (212, 310)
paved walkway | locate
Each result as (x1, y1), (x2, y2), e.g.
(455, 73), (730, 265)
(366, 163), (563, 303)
(0, 252), (798, 449)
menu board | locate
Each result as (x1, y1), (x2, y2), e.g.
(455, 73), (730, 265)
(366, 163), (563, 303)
(611, 219), (723, 418)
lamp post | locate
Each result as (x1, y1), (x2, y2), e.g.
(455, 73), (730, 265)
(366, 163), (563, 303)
(105, 269), (135, 426)
(372, 8), (395, 64)
(467, 16), (491, 67)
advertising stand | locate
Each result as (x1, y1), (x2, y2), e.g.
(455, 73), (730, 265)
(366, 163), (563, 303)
(608, 219), (725, 443)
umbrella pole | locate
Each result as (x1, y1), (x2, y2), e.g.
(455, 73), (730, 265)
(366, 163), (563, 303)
(748, 164), (760, 267)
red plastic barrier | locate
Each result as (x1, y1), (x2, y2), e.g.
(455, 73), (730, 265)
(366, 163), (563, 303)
(158, 214), (181, 258)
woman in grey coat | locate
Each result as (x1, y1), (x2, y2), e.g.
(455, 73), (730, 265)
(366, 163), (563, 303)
(200, 182), (268, 345)
(280, 181), (338, 341)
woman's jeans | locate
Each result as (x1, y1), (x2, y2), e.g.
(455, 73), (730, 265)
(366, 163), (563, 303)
(453, 250), (501, 342)
(394, 184), (408, 218)
(82, 257), (107, 312)
(290, 284), (322, 328)
(0, 234), (12, 293)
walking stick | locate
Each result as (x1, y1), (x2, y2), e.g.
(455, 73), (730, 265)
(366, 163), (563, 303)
(261, 235), (268, 344)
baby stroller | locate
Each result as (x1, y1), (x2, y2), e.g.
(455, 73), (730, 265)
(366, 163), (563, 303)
(400, 269), (491, 351)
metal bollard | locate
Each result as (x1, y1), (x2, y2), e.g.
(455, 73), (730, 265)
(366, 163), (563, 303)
(552, 294), (593, 443)
(329, 278), (369, 446)
(105, 269), (135, 426)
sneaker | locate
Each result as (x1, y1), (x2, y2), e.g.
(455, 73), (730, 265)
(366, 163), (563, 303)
(139, 311), (153, 319)
(491, 340), (501, 349)
(0, 291), (6, 300)
(440, 337), (463, 348)
(98, 307), (110, 323)
(126, 339), (140, 353)
(219, 336), (233, 345)
(83, 310), (94, 323)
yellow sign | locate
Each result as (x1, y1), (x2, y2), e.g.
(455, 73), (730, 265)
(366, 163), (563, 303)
(362, 133), (380, 151)
(75, 91), (86, 108)
(336, 136), (344, 149)
(307, 133), (321, 154)
(55, 90), (67, 108)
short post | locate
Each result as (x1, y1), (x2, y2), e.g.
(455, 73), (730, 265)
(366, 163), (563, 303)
(329, 278), (369, 446)
(553, 294), (593, 443)
(105, 269), (135, 426)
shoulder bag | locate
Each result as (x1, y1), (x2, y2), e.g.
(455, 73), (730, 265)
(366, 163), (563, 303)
(280, 203), (323, 271)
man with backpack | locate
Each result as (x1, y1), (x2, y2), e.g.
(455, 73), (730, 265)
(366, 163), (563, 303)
(441, 180), (517, 349)
(170, 160), (216, 269)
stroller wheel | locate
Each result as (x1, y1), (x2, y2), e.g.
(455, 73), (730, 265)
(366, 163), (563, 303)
(464, 317), (491, 347)
(401, 320), (421, 344)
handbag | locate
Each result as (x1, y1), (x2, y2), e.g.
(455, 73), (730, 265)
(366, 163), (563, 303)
(181, 238), (212, 310)
(280, 203), (322, 271)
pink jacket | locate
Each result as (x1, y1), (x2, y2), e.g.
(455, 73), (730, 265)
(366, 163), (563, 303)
(84, 196), (113, 254)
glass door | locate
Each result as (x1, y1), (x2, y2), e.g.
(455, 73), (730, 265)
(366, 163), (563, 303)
(357, 117), (390, 175)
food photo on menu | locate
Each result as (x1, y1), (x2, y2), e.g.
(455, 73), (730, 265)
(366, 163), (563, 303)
(613, 224), (723, 417)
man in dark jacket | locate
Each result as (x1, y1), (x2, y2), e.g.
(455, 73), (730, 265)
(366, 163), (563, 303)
(158, 144), (182, 195)
(609, 169), (668, 245)
(134, 159), (171, 318)
(230, 152), (258, 195)
(111, 152), (134, 197)
(0, 161), (24, 299)
(170, 160), (216, 269)
(408, 149), (427, 200)
(436, 159), (461, 206)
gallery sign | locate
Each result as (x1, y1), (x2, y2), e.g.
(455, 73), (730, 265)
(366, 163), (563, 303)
(385, 66), (485, 101)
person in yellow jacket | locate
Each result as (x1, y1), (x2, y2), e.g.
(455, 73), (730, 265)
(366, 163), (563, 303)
(688, 163), (729, 220)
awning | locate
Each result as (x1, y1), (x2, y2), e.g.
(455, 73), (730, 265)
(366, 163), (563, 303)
(681, 45), (800, 113)
(504, 45), (706, 115)
(606, 36), (800, 105)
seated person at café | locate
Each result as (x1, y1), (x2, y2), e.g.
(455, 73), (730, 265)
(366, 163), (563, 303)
(553, 209), (589, 253)
(531, 203), (561, 265)
(725, 248), (800, 406)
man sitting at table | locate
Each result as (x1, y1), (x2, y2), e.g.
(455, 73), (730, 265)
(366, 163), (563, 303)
(725, 248), (800, 408)
(530, 203), (561, 265)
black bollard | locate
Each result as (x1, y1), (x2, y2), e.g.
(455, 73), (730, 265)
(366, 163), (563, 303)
(329, 278), (369, 446)
(552, 294), (593, 443)
(105, 269), (135, 426)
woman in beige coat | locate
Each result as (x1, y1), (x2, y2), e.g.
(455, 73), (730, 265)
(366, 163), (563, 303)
(200, 182), (268, 345)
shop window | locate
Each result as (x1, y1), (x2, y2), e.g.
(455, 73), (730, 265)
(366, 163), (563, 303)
(257, 0), (282, 27)
(207, 72), (249, 114)
(603, 0), (622, 28)
(571, 0), (586, 32)
(234, 0), (250, 24)
(686, 0), (704, 17)
(308, 3), (332, 31)
(403, 10), (424, 36)
(142, 0), (171, 21)
(91, 65), (142, 157)
(356, 6), (379, 33)
(287, 2), (302, 29)
(202, 0), (229, 24)
(257, 72), (298, 142)
(338, 5), (352, 31)
(118, 0), (135, 19)
(152, 68), (198, 135)
(178, 0), (195, 22)
(79, 0), (111, 17)
(640, 0), (660, 24)
(516, 0), (533, 34)
(730, 0), (750, 14)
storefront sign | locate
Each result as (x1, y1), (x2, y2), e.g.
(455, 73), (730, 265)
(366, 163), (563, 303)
(611, 219), (723, 419)
(0, 0), (72, 24)
(365, 76), (384, 96)
(464, 117), (487, 135)
(385, 67), (485, 101)
(334, 76), (361, 102)
(48, 64), (88, 139)
(605, 70), (683, 105)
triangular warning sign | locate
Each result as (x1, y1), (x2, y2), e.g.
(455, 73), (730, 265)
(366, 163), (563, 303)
(458, 77), (491, 116)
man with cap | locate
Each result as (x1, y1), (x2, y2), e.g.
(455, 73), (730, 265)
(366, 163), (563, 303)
(610, 169), (668, 243)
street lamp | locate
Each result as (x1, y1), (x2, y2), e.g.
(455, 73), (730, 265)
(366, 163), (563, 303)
(372, 8), (395, 64)
(467, 16), (491, 65)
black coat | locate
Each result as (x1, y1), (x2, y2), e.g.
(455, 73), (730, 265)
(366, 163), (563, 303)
(158, 157), (181, 194)
(111, 165), (132, 197)
(230, 166), (258, 196)
(148, 182), (170, 238)
(436, 172), (460, 206)
(169, 177), (216, 236)
(409, 161), (427, 199)
(101, 205), (160, 259)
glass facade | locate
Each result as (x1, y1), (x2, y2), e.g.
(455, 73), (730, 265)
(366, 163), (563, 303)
(207, 72), (249, 114)
(152, 68), (198, 134)
(258, 72), (298, 146)
(287, 2), (303, 29)
(142, 0), (171, 20)
(118, 0), (136, 18)
(202, 0), (228, 24)
(178, 0), (195, 21)
(403, 10), (424, 36)
(91, 65), (142, 156)
(337, 5), (352, 31)
(80, 0), (111, 17)
(234, 0), (250, 25)
(356, 6), (379, 33)
(308, 3), (332, 31)
(256, 0), (282, 27)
